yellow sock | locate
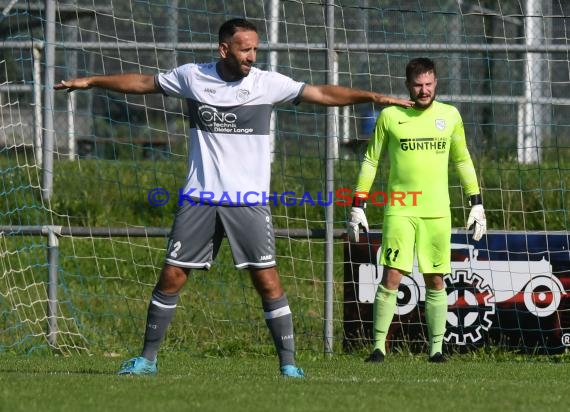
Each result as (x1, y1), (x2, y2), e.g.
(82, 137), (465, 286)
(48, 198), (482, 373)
(425, 288), (447, 356)
(372, 284), (398, 354)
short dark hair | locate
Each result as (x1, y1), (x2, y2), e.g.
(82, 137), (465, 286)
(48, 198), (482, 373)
(406, 57), (437, 82)
(218, 18), (258, 44)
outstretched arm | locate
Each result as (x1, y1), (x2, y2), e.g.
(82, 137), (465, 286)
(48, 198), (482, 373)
(299, 84), (413, 108)
(53, 73), (160, 94)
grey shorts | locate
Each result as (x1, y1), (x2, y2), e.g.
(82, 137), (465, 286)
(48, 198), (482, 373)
(165, 202), (276, 270)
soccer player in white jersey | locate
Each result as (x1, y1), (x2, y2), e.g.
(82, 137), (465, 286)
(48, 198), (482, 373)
(55, 18), (413, 378)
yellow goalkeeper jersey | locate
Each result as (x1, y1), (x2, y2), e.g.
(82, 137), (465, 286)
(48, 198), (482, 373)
(355, 100), (480, 217)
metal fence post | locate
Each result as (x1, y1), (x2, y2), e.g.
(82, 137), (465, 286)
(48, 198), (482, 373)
(44, 225), (61, 348)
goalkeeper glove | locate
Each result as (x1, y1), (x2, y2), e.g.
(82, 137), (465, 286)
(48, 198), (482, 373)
(347, 197), (369, 243)
(466, 195), (486, 241)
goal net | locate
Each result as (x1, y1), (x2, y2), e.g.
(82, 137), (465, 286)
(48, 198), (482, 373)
(1, 0), (569, 357)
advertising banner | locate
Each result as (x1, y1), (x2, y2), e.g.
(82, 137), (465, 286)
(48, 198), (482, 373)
(344, 231), (570, 354)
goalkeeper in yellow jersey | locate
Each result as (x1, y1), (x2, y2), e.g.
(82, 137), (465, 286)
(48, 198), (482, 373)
(347, 57), (487, 363)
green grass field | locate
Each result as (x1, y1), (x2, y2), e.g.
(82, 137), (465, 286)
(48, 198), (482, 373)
(1, 352), (569, 412)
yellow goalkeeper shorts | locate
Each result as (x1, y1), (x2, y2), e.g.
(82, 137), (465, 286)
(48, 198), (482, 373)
(380, 215), (451, 274)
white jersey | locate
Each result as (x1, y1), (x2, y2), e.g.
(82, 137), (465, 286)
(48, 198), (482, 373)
(156, 63), (305, 205)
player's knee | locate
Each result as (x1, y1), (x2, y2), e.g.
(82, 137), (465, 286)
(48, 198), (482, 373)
(424, 274), (445, 290)
(158, 264), (188, 292)
(381, 266), (404, 290)
(250, 267), (283, 299)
